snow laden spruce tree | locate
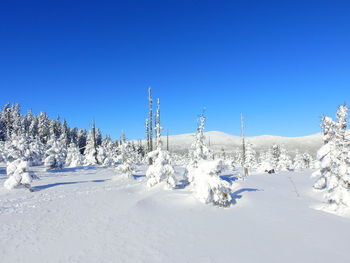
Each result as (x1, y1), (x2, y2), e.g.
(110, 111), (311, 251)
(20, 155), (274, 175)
(185, 112), (233, 207)
(65, 143), (83, 167)
(97, 136), (115, 166)
(313, 104), (350, 209)
(115, 132), (135, 179)
(243, 142), (257, 169)
(146, 99), (177, 188)
(276, 147), (292, 171)
(84, 121), (100, 165)
(4, 159), (36, 191)
(293, 150), (305, 171)
(185, 113), (211, 183)
(44, 134), (66, 170)
(3, 134), (38, 190)
(257, 149), (275, 173)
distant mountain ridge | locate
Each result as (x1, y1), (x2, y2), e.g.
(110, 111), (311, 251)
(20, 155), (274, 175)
(158, 131), (323, 156)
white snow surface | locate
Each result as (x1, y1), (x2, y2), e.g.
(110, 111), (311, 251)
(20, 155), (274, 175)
(0, 164), (350, 263)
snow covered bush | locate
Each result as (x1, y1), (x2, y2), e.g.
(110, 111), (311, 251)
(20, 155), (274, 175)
(4, 160), (36, 190)
(190, 160), (233, 207)
(146, 149), (177, 189)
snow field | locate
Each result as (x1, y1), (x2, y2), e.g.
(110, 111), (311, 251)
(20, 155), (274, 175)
(1, 165), (349, 263)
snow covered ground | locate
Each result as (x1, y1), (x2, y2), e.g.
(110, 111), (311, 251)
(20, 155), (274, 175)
(0, 165), (349, 263)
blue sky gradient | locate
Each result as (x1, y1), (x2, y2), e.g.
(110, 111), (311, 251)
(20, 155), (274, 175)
(0, 0), (349, 139)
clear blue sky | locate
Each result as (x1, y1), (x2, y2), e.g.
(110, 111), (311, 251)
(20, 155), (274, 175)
(0, 0), (349, 139)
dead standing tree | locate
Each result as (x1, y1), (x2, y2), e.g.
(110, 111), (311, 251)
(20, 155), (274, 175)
(91, 120), (100, 165)
(147, 87), (153, 164)
(241, 114), (248, 177)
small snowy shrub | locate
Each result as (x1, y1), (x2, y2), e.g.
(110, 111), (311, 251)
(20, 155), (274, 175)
(189, 160), (233, 207)
(146, 149), (177, 189)
(4, 160), (36, 190)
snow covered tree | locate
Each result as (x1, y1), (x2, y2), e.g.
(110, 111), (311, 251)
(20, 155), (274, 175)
(29, 115), (39, 138)
(243, 142), (257, 169)
(27, 137), (45, 166)
(293, 150), (305, 170)
(276, 147), (292, 171)
(188, 113), (210, 169)
(146, 149), (177, 188)
(146, 99), (177, 188)
(38, 112), (50, 143)
(44, 135), (66, 170)
(22, 109), (34, 136)
(4, 160), (36, 191)
(11, 104), (22, 137)
(77, 129), (87, 154)
(191, 160), (233, 207)
(271, 144), (281, 168)
(115, 140), (135, 179)
(97, 136), (115, 166)
(313, 105), (350, 209)
(84, 122), (100, 165)
(313, 115), (337, 190)
(96, 128), (102, 146)
(4, 134), (30, 163)
(65, 143), (84, 167)
(257, 149), (275, 173)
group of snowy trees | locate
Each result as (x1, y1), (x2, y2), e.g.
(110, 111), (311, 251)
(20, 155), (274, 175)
(0, 103), (146, 190)
(6, 99), (349, 211)
(137, 90), (234, 207)
(313, 104), (350, 209)
(256, 145), (313, 173)
(225, 142), (313, 173)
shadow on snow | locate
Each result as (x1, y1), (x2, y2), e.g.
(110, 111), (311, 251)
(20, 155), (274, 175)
(32, 179), (109, 191)
(231, 188), (260, 200)
(46, 165), (102, 174)
(220, 174), (239, 183)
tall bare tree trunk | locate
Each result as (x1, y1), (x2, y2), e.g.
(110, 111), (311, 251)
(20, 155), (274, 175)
(148, 87), (153, 164)
(241, 114), (248, 176)
(91, 120), (100, 165)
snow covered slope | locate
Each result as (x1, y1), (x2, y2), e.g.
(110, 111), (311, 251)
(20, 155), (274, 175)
(162, 131), (323, 155)
(1, 165), (350, 263)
